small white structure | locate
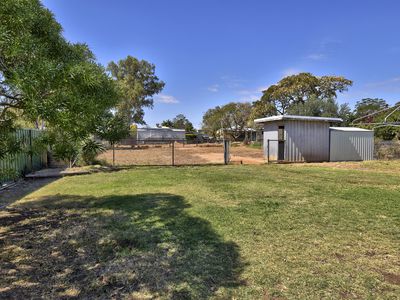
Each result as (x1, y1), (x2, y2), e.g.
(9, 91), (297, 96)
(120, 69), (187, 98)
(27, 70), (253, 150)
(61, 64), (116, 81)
(255, 115), (374, 162)
(120, 127), (186, 146)
(329, 127), (374, 161)
(137, 127), (185, 141)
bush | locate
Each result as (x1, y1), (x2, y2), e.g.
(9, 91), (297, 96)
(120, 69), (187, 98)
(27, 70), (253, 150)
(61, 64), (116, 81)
(375, 126), (400, 140)
(185, 133), (197, 141)
(0, 168), (20, 183)
(375, 140), (400, 160)
(81, 139), (106, 165)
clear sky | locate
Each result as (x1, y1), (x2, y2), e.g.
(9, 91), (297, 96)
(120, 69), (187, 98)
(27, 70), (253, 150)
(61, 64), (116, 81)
(42, 0), (400, 128)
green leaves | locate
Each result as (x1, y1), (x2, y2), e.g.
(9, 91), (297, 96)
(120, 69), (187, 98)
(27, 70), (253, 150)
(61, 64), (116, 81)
(96, 113), (130, 145)
(202, 102), (252, 140)
(1, 0), (119, 145)
(161, 114), (195, 132)
(255, 73), (353, 115)
(82, 139), (106, 165)
(107, 55), (165, 125)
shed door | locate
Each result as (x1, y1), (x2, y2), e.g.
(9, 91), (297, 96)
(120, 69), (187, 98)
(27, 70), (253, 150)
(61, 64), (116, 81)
(278, 141), (285, 160)
(278, 126), (285, 161)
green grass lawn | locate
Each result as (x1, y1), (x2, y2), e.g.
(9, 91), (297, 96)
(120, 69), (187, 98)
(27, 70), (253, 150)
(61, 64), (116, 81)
(1, 163), (399, 299)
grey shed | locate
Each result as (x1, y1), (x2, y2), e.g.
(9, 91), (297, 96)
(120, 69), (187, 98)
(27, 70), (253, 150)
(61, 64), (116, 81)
(329, 127), (374, 161)
(254, 115), (374, 162)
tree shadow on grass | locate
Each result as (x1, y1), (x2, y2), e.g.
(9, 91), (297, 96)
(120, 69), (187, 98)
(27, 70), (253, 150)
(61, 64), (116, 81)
(0, 193), (244, 299)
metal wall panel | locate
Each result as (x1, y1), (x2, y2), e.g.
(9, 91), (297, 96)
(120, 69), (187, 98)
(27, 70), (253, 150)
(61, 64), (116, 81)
(284, 120), (330, 162)
(329, 130), (374, 161)
(263, 123), (278, 160)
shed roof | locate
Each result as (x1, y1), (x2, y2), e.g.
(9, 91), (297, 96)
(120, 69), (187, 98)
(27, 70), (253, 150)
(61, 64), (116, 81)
(329, 127), (373, 132)
(254, 115), (343, 124)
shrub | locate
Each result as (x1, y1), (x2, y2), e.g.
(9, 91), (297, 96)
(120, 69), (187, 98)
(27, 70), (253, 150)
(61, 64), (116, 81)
(375, 140), (400, 160)
(81, 139), (106, 165)
(375, 126), (400, 140)
(185, 134), (197, 141)
(0, 168), (20, 183)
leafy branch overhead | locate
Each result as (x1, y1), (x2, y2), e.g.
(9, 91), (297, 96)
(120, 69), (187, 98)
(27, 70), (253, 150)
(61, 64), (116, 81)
(0, 0), (119, 139)
(0, 0), (166, 163)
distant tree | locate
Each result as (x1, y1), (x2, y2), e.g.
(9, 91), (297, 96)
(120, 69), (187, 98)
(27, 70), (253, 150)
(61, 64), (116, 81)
(107, 56), (165, 125)
(161, 114), (195, 132)
(160, 119), (174, 128)
(202, 106), (225, 138)
(338, 103), (354, 126)
(253, 73), (352, 115)
(287, 96), (354, 125)
(353, 100), (400, 140)
(353, 98), (389, 122)
(96, 113), (130, 166)
(202, 102), (252, 141)
(172, 114), (195, 132)
(250, 99), (277, 120)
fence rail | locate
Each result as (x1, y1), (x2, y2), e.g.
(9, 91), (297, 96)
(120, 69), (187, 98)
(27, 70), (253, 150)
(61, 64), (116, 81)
(0, 129), (47, 184)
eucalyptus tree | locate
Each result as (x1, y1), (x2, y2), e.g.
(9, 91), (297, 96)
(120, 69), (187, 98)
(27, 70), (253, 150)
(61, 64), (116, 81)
(107, 56), (165, 125)
(253, 73), (352, 116)
(161, 114), (195, 132)
(202, 102), (252, 140)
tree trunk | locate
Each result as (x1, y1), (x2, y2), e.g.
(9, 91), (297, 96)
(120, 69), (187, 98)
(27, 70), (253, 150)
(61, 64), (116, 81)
(112, 144), (115, 166)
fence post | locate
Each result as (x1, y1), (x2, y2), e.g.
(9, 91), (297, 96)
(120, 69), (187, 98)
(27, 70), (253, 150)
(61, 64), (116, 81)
(171, 141), (175, 166)
(267, 139), (270, 164)
(223, 140), (230, 165)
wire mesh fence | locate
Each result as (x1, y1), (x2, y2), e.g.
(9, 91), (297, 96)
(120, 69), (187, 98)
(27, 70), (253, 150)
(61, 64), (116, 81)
(97, 140), (266, 166)
(98, 141), (224, 166)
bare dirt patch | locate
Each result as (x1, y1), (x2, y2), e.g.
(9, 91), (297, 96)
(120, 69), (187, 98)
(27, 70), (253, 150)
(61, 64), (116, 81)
(382, 272), (400, 285)
(98, 144), (265, 166)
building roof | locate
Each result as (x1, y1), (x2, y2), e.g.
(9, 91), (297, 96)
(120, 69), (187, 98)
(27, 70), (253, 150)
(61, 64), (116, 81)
(138, 127), (185, 132)
(329, 127), (373, 132)
(254, 115), (343, 123)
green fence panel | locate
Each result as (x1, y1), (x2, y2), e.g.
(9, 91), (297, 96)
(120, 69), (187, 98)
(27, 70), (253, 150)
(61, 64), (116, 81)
(0, 129), (47, 184)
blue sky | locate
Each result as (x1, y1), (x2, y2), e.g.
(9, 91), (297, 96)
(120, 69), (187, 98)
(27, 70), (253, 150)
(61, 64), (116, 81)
(42, 0), (400, 128)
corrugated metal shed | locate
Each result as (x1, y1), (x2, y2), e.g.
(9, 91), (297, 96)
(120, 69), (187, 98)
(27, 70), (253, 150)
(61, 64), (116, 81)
(258, 115), (341, 162)
(329, 127), (374, 161)
(262, 120), (332, 162)
(285, 120), (331, 162)
(257, 115), (374, 162)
